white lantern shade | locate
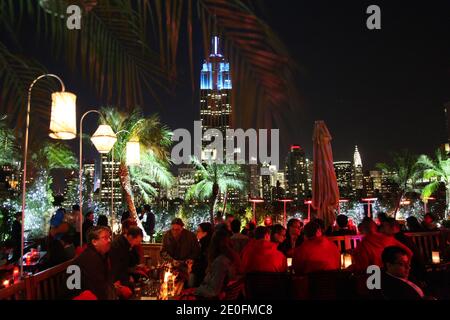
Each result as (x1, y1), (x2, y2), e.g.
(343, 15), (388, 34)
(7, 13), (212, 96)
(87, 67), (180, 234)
(90, 125), (117, 153)
(49, 91), (77, 139)
(126, 138), (140, 165)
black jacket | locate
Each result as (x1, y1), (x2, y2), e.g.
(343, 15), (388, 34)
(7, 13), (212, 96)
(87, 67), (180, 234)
(381, 272), (423, 300)
(161, 229), (200, 261)
(191, 235), (212, 286)
(109, 235), (134, 287)
(73, 244), (116, 300)
(142, 211), (156, 235)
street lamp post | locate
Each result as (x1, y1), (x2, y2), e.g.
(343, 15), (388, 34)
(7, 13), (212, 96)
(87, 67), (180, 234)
(80, 112), (116, 246)
(362, 197), (377, 218)
(304, 200), (312, 222)
(248, 198), (264, 223)
(277, 198), (293, 227)
(21, 74), (77, 277)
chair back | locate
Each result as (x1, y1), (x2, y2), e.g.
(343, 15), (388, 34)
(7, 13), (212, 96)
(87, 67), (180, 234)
(244, 272), (291, 300)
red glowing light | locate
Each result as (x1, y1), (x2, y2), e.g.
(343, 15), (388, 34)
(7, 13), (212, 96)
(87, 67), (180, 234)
(249, 198), (264, 203)
(278, 198), (293, 203)
(291, 145), (301, 151)
(339, 199), (349, 203)
(2, 280), (9, 288)
(304, 200), (312, 205)
(362, 198), (377, 202)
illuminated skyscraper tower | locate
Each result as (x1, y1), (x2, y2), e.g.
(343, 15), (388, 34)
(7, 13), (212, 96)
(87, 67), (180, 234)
(352, 145), (364, 194)
(200, 36), (232, 161)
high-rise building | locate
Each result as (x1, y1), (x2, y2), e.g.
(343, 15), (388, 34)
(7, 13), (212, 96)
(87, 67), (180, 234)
(177, 165), (196, 200)
(62, 170), (78, 208)
(352, 146), (364, 194)
(100, 153), (121, 213)
(0, 163), (21, 198)
(284, 145), (309, 201)
(247, 162), (260, 198)
(261, 163), (272, 203)
(333, 161), (353, 198)
(200, 36), (233, 162)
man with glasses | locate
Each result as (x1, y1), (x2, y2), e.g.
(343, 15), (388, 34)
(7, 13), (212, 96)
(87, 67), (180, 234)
(71, 226), (116, 300)
(381, 246), (425, 299)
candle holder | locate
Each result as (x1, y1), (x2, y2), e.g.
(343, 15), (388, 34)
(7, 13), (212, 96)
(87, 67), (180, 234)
(432, 251), (441, 264)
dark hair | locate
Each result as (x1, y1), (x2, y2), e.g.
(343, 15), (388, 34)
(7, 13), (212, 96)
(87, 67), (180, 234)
(384, 217), (399, 229)
(87, 226), (111, 244)
(225, 214), (234, 220)
(272, 224), (285, 235)
(336, 214), (349, 228)
(121, 211), (131, 222)
(14, 212), (22, 218)
(72, 205), (80, 211)
(121, 218), (137, 234)
(287, 218), (302, 229)
(171, 218), (184, 227)
(127, 226), (144, 238)
(377, 212), (388, 223)
(304, 221), (321, 238)
(248, 221), (256, 231)
(230, 219), (241, 233)
(406, 216), (423, 232)
(254, 226), (270, 240)
(199, 222), (213, 234)
(382, 246), (409, 266)
(208, 228), (235, 266)
(143, 204), (151, 212)
(85, 211), (94, 218)
(97, 215), (108, 227)
(313, 218), (324, 231)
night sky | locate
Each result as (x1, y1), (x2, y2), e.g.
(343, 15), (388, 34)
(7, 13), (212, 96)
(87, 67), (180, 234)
(3, 1), (450, 191)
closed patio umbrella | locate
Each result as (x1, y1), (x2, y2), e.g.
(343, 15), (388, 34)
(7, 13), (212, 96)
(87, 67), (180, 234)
(311, 121), (340, 229)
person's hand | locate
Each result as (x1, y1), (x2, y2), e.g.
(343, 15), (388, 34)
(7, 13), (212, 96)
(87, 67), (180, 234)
(186, 259), (193, 273)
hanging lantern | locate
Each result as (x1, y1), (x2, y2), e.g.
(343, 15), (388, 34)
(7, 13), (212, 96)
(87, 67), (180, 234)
(49, 91), (77, 140)
(90, 125), (117, 153)
(126, 138), (140, 165)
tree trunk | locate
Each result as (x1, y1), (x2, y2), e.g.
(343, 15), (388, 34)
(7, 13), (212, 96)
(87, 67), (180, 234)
(209, 182), (219, 224)
(446, 187), (450, 220)
(393, 191), (405, 220)
(119, 162), (148, 237)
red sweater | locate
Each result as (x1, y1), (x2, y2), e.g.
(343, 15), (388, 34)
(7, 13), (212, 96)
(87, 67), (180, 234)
(351, 233), (413, 272)
(242, 240), (287, 273)
(293, 237), (340, 275)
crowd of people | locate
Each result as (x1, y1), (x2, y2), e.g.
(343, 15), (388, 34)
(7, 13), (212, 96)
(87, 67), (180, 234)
(1, 205), (448, 300)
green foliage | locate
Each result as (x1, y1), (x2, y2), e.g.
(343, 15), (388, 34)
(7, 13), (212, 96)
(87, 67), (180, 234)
(186, 158), (245, 202)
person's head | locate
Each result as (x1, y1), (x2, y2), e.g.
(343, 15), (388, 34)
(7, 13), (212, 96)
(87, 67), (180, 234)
(336, 214), (349, 229)
(359, 217), (377, 234)
(215, 211), (223, 222)
(271, 224), (286, 244)
(87, 226), (112, 255)
(406, 216), (422, 231)
(248, 221), (256, 231)
(254, 226), (271, 241)
(225, 214), (234, 230)
(72, 205), (80, 212)
(14, 212), (22, 222)
(143, 204), (151, 213)
(313, 218), (325, 232)
(424, 213), (434, 224)
(97, 215), (108, 227)
(377, 212), (388, 224)
(121, 218), (137, 235)
(125, 226), (144, 247)
(380, 217), (400, 236)
(85, 211), (94, 222)
(230, 219), (241, 234)
(303, 221), (322, 239)
(382, 246), (411, 279)
(287, 218), (303, 238)
(121, 211), (131, 222)
(197, 222), (212, 240)
(208, 227), (233, 265)
(170, 218), (185, 238)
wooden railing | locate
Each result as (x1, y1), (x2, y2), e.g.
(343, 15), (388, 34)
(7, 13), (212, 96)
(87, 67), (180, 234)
(0, 259), (74, 301)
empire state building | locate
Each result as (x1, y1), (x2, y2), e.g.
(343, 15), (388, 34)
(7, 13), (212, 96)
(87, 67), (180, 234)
(200, 36), (232, 161)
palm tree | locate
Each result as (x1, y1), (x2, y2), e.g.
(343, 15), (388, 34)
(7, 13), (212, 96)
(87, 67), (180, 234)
(417, 149), (450, 219)
(100, 107), (173, 234)
(1, 0), (298, 133)
(186, 157), (245, 224)
(376, 150), (421, 219)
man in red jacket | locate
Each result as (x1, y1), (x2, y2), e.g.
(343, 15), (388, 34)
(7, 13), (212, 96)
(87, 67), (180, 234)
(351, 219), (412, 272)
(242, 226), (287, 273)
(293, 221), (340, 275)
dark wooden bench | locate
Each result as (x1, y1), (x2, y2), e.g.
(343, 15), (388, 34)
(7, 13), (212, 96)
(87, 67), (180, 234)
(30, 259), (74, 300)
(327, 235), (363, 253)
